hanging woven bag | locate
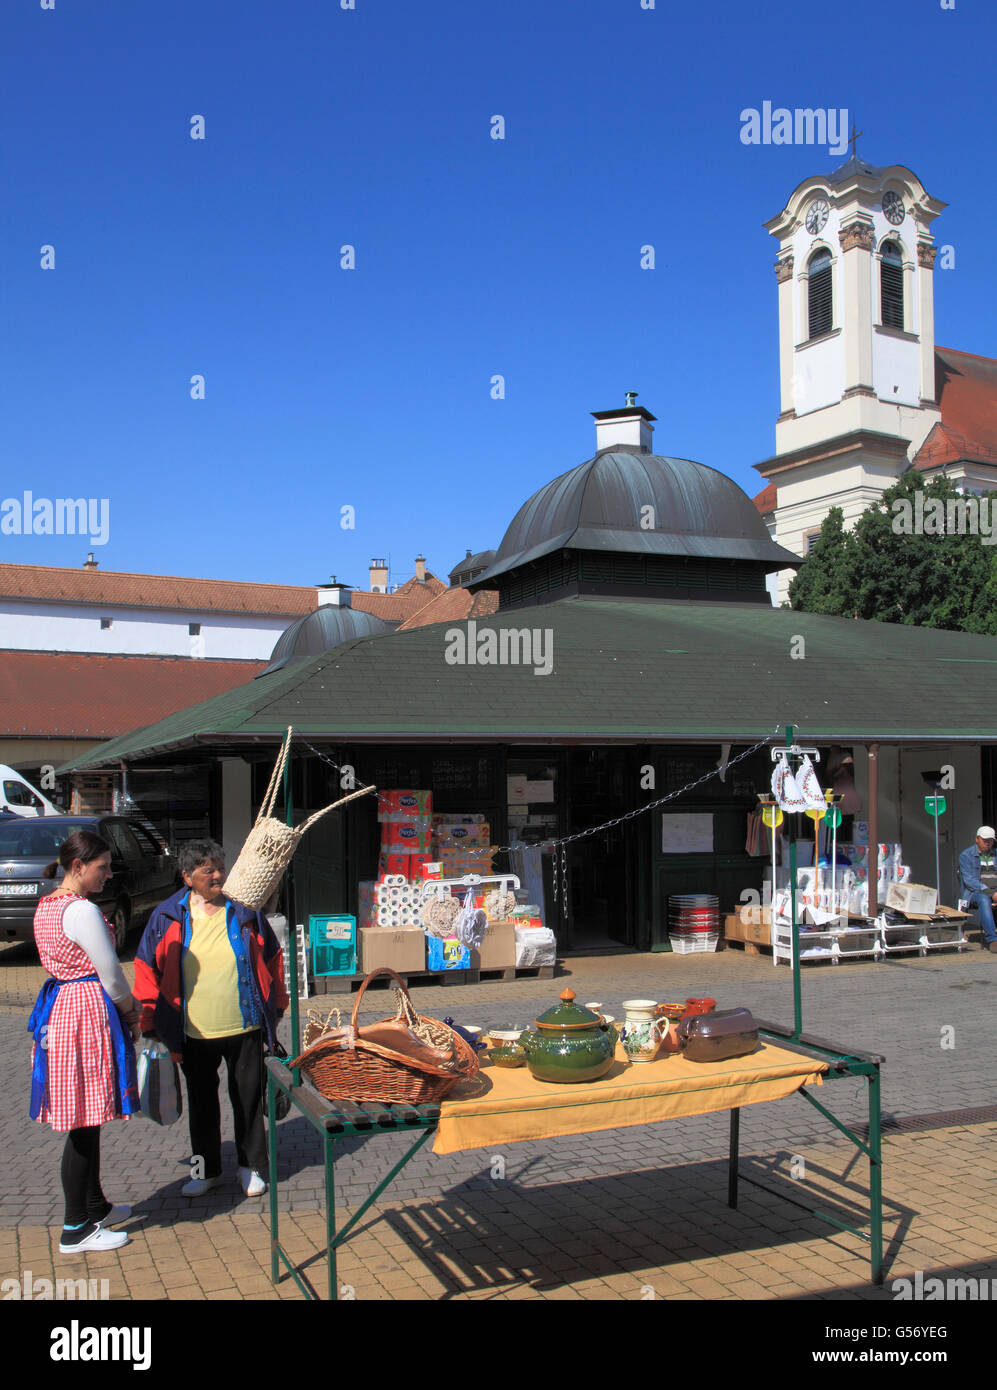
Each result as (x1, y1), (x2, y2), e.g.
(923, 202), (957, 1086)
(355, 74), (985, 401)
(223, 726), (376, 909)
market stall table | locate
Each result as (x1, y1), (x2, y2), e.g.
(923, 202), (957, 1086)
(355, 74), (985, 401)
(266, 1023), (884, 1300)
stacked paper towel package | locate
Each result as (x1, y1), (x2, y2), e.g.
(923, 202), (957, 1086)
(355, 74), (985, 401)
(357, 789), (556, 968)
(770, 835), (913, 925)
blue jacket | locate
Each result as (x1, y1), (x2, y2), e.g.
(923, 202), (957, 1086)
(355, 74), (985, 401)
(959, 845), (994, 896)
(134, 888), (289, 1057)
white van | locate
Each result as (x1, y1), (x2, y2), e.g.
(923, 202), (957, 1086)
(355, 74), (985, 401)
(0, 766), (62, 817)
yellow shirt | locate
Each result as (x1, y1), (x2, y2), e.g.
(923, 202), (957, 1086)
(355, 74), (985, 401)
(183, 900), (254, 1040)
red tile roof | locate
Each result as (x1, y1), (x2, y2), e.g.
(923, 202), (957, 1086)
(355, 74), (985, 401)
(397, 587), (500, 630)
(0, 653), (263, 737)
(752, 482), (777, 516)
(0, 563), (316, 617)
(351, 572), (448, 622)
(914, 347), (997, 470)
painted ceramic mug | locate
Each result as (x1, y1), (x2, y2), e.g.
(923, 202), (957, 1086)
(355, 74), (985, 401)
(620, 999), (667, 1064)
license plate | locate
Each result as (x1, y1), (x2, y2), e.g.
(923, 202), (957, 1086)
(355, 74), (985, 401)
(0, 882), (38, 896)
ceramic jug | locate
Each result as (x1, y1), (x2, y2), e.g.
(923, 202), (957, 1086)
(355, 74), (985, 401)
(620, 999), (667, 1064)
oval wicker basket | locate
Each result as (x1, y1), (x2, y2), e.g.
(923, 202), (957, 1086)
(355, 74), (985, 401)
(287, 967), (480, 1104)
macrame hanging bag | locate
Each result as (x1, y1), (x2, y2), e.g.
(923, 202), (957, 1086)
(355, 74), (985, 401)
(223, 726), (375, 910)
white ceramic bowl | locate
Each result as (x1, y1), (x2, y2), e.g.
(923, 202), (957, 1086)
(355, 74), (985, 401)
(488, 1029), (525, 1045)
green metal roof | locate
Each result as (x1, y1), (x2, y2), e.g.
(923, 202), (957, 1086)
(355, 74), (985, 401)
(61, 598), (997, 769)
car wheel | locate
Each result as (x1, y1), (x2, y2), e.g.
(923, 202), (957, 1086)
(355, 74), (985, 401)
(113, 899), (131, 951)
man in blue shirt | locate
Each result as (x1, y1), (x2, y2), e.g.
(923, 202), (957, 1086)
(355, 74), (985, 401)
(959, 825), (997, 952)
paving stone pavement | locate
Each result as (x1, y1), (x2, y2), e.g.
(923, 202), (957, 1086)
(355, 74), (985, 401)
(3, 936), (996, 1302)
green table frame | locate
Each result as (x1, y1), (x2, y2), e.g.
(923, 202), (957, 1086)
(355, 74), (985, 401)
(265, 1022), (884, 1300)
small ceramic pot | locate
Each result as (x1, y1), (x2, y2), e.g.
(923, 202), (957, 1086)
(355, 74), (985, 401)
(682, 997), (717, 1019)
(489, 1045), (526, 1068)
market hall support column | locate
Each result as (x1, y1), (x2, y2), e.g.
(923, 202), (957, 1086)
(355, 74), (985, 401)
(866, 744), (879, 915)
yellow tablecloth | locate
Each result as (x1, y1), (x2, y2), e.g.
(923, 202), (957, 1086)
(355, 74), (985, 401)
(433, 1041), (828, 1154)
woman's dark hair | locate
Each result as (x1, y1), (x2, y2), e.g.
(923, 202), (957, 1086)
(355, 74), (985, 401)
(43, 829), (113, 880)
(176, 838), (225, 878)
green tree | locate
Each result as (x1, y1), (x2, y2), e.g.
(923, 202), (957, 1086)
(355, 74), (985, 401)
(787, 471), (997, 632)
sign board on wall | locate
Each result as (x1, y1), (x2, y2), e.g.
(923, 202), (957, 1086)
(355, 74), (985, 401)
(661, 813), (714, 854)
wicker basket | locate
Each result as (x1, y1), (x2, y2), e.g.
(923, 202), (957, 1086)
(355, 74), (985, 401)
(287, 967), (480, 1104)
(223, 727), (376, 909)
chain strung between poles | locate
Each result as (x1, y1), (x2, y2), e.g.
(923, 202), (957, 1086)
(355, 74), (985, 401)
(301, 730), (780, 863)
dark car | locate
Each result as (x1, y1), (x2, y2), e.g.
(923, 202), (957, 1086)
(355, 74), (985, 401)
(0, 815), (180, 948)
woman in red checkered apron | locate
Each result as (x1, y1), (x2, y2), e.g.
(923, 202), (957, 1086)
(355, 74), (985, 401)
(28, 830), (142, 1253)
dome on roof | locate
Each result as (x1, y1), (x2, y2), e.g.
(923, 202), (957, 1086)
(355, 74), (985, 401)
(259, 604), (395, 677)
(468, 445), (798, 589)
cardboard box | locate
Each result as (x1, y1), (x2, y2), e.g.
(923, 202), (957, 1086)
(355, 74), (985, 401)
(724, 912), (745, 942)
(738, 905), (773, 927)
(470, 920), (516, 970)
(359, 927), (425, 974)
(886, 882), (938, 917)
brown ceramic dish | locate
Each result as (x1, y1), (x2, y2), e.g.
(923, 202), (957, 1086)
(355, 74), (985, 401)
(677, 1007), (759, 1063)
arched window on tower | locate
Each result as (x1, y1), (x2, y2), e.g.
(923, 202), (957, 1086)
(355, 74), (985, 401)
(881, 240), (904, 330)
(807, 249), (833, 339)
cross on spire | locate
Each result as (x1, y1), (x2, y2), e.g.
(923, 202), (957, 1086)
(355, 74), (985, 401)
(849, 123), (863, 160)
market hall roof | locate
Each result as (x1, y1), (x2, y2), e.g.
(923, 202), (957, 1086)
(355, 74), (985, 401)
(466, 446), (801, 590)
(61, 597), (997, 768)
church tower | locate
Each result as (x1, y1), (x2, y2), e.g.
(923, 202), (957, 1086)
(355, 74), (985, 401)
(755, 155), (947, 600)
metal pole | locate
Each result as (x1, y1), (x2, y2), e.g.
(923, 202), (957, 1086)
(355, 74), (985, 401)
(283, 748), (301, 1079)
(787, 725), (802, 1039)
(934, 798), (942, 901)
(727, 1108), (740, 1208)
(867, 744), (879, 918)
(868, 1066), (884, 1285)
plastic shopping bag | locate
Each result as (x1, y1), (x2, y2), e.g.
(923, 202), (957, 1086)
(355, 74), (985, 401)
(137, 1040), (183, 1126)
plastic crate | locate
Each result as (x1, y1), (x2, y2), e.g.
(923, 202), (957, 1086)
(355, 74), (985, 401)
(310, 914), (357, 977)
(668, 933), (718, 955)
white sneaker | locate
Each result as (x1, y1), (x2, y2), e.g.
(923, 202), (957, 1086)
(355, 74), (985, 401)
(96, 1203), (132, 1226)
(59, 1225), (130, 1253)
(181, 1175), (222, 1197)
(238, 1166), (267, 1196)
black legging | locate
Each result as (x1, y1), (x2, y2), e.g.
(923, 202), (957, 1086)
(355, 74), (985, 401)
(61, 1125), (109, 1228)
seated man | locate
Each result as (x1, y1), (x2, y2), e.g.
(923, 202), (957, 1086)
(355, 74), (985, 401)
(959, 825), (997, 953)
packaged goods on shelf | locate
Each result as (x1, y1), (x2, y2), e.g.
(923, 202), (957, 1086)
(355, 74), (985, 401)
(377, 790), (432, 821)
(514, 925), (556, 967)
(885, 882), (938, 916)
(381, 819), (432, 854)
(431, 813), (486, 826)
(426, 935), (470, 971)
(435, 822), (491, 847)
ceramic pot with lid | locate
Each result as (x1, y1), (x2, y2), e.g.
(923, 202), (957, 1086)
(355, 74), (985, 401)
(520, 989), (617, 1083)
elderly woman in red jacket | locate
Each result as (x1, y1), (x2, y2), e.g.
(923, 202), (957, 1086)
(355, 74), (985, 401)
(134, 839), (288, 1198)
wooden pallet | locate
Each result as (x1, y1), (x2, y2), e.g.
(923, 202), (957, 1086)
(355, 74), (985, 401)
(466, 963), (557, 983)
(312, 967), (471, 995)
(723, 936), (773, 957)
(311, 961), (558, 993)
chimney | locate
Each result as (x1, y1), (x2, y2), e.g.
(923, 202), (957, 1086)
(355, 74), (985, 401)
(83, 552), (99, 570)
(415, 554), (427, 583)
(369, 558), (388, 593)
(591, 392), (656, 453)
(316, 575), (352, 607)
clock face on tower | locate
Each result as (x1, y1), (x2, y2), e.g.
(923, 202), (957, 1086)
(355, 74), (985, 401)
(805, 198), (830, 235)
(882, 191), (905, 225)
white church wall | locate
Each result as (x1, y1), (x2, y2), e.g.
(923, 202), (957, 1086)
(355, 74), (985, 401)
(0, 600), (290, 660)
(873, 331), (921, 409)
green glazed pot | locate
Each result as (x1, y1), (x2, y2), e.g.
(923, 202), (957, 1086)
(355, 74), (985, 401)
(520, 988), (617, 1083)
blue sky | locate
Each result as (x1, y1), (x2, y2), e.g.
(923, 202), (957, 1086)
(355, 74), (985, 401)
(2, 0), (994, 590)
